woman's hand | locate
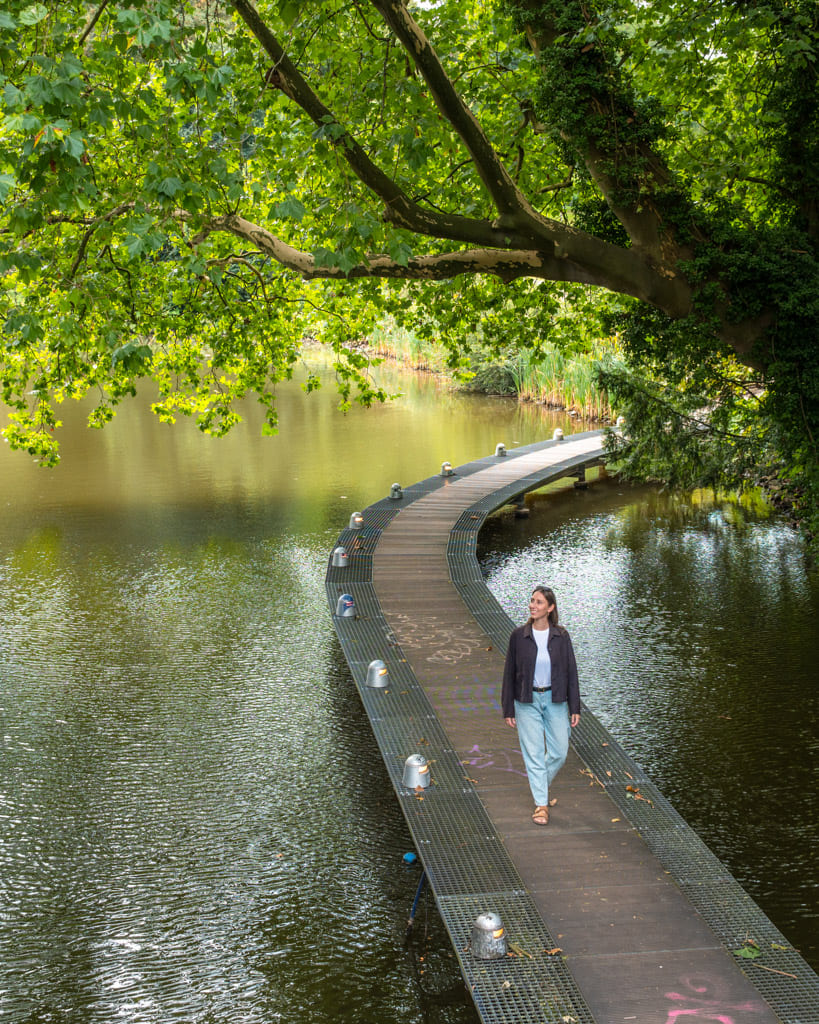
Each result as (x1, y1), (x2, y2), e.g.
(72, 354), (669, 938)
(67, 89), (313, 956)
(570, 714), (580, 728)
(504, 717), (516, 728)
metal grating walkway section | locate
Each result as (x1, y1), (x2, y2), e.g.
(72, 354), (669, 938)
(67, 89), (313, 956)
(326, 432), (819, 1024)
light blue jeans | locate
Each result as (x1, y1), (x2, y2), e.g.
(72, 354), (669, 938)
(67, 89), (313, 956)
(514, 693), (570, 806)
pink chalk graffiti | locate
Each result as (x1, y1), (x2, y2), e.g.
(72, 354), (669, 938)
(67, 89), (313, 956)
(664, 975), (766, 1024)
(462, 743), (527, 778)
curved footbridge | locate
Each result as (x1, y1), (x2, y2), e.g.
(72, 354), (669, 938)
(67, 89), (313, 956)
(326, 430), (819, 1024)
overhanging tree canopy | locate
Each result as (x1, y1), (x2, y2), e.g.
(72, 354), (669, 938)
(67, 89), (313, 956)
(1, 0), (817, 531)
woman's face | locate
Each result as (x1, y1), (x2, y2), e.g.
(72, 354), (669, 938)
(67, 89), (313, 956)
(529, 590), (554, 622)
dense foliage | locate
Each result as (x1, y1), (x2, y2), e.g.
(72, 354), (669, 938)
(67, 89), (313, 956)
(0, 0), (816, 538)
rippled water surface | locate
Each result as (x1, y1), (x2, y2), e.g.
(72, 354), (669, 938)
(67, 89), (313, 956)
(480, 483), (819, 969)
(2, 363), (565, 1024)
(1, 361), (816, 1024)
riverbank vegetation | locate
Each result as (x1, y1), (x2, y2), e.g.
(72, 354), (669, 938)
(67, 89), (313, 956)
(1, 0), (817, 548)
(368, 319), (616, 422)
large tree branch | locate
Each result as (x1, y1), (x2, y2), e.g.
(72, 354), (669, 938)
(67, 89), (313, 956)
(230, 0), (527, 250)
(231, 0), (408, 215)
(368, 0), (527, 221)
(518, 2), (694, 266)
(368, 0), (603, 259)
(225, 2), (708, 323)
(229, 0), (639, 270)
(193, 213), (694, 310)
(364, 0), (687, 290)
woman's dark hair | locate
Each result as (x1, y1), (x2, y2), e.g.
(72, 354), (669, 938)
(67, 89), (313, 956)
(530, 585), (559, 626)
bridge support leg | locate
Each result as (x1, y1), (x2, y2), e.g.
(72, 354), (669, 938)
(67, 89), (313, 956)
(405, 870), (427, 939)
(513, 496), (529, 518)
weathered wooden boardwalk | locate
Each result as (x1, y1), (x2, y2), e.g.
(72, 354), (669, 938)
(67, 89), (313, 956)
(326, 431), (819, 1024)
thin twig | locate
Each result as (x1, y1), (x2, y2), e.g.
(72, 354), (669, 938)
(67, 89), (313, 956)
(751, 963), (798, 980)
(536, 169), (575, 196)
(79, 0), (110, 47)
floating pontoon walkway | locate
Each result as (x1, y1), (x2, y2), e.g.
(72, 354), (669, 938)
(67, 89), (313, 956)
(326, 430), (819, 1024)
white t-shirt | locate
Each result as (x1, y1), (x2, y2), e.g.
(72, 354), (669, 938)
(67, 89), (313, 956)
(532, 627), (552, 688)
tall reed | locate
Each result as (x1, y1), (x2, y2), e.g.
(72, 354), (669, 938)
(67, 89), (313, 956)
(367, 322), (445, 371)
(510, 342), (616, 420)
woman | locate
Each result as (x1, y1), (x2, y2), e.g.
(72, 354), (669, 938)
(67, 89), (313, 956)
(501, 586), (581, 826)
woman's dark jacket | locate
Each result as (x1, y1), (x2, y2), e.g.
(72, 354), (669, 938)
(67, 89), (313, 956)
(501, 622), (581, 719)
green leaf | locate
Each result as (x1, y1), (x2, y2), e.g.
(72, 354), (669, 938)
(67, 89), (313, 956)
(157, 176), (183, 198)
(62, 132), (85, 161)
(6, 112), (42, 132)
(19, 3), (48, 26)
(124, 234), (145, 258)
(733, 941), (762, 960)
(2, 83), (24, 110)
(52, 79), (81, 105)
(115, 8), (142, 29)
(111, 341), (152, 371)
(278, 0), (302, 26)
(273, 196), (306, 221)
(387, 240), (413, 267)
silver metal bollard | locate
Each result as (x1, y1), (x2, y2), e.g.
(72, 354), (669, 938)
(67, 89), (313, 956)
(470, 912), (508, 960)
(389, 483), (403, 500)
(495, 443), (506, 457)
(331, 546), (348, 567)
(349, 511), (364, 529)
(402, 754), (430, 789)
(335, 593), (355, 617)
(366, 660), (389, 688)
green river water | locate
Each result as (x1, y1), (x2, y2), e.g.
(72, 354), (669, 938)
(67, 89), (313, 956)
(1, 358), (816, 1023)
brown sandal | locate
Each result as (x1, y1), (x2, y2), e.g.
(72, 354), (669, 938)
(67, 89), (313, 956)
(532, 805), (550, 825)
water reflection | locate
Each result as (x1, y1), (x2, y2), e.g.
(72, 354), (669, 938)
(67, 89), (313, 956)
(8, 360), (575, 1024)
(0, 359), (570, 530)
(1, 521), (478, 1023)
(480, 483), (819, 968)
